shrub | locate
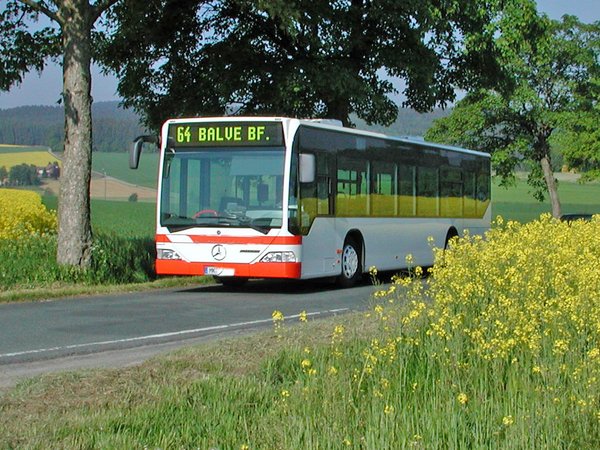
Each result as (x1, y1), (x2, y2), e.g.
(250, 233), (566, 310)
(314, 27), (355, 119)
(9, 163), (40, 186)
(0, 232), (155, 290)
(0, 190), (156, 290)
(88, 232), (155, 284)
(0, 235), (61, 289)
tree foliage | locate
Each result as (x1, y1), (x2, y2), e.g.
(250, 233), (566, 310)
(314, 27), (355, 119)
(99, 0), (509, 129)
(554, 74), (600, 181)
(0, 2), (61, 90)
(426, 5), (600, 218)
(8, 163), (40, 186)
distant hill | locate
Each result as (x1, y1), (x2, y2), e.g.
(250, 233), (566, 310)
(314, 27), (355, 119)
(354, 108), (450, 137)
(0, 102), (448, 152)
(0, 102), (148, 152)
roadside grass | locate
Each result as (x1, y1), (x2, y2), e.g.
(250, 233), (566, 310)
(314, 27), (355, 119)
(0, 195), (210, 302)
(0, 275), (211, 303)
(0, 311), (373, 448)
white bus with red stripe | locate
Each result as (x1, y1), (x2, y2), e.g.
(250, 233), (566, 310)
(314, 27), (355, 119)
(132, 117), (490, 287)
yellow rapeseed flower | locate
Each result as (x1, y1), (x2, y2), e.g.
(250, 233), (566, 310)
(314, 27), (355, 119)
(502, 415), (514, 426)
(0, 189), (57, 239)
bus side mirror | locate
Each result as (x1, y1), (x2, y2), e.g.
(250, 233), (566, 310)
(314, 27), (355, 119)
(130, 135), (158, 169)
(299, 153), (316, 183)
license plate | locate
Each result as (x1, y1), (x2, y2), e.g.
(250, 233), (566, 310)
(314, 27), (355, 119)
(204, 267), (235, 276)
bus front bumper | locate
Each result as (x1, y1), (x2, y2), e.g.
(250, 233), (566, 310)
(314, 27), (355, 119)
(155, 259), (302, 279)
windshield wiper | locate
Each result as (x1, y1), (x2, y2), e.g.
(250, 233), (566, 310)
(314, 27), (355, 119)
(166, 224), (196, 232)
(164, 215), (271, 234)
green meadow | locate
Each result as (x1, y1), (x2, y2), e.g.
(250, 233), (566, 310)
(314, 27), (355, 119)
(493, 175), (600, 222)
(42, 196), (155, 238)
(91, 151), (159, 189)
(0, 144), (48, 153)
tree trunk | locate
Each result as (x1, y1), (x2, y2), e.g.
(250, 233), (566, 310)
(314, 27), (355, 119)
(56, 0), (94, 267)
(540, 155), (562, 219)
(327, 99), (351, 127)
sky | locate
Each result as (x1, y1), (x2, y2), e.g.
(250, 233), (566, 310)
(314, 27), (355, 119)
(0, 0), (599, 109)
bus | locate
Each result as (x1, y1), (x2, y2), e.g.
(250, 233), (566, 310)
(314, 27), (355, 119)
(131, 117), (490, 287)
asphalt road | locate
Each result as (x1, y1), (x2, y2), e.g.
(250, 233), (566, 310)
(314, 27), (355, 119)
(0, 279), (377, 388)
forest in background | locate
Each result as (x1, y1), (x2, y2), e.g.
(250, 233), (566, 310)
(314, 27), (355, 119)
(0, 102), (148, 152)
(0, 102), (448, 152)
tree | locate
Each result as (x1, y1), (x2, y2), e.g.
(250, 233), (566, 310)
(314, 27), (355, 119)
(1, 0), (120, 267)
(99, 0), (508, 130)
(9, 163), (39, 186)
(554, 75), (600, 181)
(425, 7), (600, 218)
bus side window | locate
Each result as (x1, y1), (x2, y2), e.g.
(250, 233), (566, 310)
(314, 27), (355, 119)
(298, 152), (329, 234)
(316, 155), (330, 215)
(440, 167), (463, 217)
(337, 156), (368, 216)
(398, 165), (416, 217)
(417, 166), (439, 217)
(370, 160), (396, 217)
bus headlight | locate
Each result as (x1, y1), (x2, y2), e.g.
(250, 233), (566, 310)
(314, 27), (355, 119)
(157, 248), (182, 260)
(260, 251), (296, 263)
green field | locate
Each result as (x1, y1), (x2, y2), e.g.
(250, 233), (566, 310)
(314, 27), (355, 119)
(0, 144), (50, 154)
(493, 176), (600, 222)
(0, 150), (60, 169)
(42, 196), (155, 237)
(91, 151), (159, 188)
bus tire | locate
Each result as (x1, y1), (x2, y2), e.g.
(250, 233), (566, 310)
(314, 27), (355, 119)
(444, 228), (459, 250)
(338, 237), (362, 288)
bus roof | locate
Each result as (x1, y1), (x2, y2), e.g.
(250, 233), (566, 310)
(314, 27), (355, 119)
(163, 116), (490, 159)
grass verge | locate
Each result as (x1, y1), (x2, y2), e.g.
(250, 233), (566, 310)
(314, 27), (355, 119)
(0, 276), (212, 304)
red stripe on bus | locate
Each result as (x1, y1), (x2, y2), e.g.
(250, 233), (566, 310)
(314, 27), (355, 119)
(156, 234), (302, 245)
(156, 260), (302, 279)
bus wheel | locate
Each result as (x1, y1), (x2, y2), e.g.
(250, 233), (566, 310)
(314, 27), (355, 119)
(444, 228), (459, 250)
(338, 237), (361, 288)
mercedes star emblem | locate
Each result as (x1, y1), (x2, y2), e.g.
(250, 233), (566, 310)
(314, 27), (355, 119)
(211, 244), (226, 261)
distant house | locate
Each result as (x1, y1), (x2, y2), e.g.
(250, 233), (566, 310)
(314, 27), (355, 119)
(38, 162), (61, 180)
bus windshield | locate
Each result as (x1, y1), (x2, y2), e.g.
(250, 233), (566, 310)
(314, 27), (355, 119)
(160, 146), (286, 233)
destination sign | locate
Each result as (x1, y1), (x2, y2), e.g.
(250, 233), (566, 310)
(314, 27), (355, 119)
(168, 122), (284, 147)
